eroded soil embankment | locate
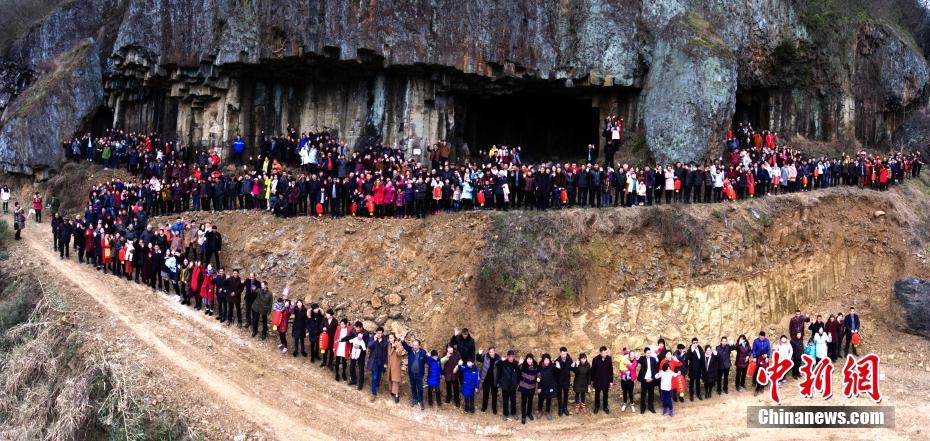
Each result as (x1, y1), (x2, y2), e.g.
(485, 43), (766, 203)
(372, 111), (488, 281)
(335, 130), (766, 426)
(177, 185), (924, 354)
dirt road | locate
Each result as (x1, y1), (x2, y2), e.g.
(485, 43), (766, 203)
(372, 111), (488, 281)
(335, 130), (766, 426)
(18, 223), (929, 441)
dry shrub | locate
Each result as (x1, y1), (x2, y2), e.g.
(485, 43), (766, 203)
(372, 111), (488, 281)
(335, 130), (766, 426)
(639, 206), (707, 266)
(475, 211), (588, 307)
(0, 272), (195, 441)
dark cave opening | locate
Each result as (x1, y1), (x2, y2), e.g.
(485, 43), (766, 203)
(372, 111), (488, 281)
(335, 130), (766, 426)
(85, 106), (115, 138)
(733, 89), (770, 131)
(462, 91), (600, 162)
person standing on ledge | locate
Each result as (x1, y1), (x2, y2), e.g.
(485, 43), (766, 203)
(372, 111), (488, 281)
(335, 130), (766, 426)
(32, 192), (43, 223)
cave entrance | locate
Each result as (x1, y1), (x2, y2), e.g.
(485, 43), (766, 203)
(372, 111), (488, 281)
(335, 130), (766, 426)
(733, 89), (770, 131)
(463, 92), (599, 162)
(86, 106), (115, 137)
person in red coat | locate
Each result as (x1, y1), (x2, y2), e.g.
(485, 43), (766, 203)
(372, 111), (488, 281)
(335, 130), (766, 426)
(84, 226), (95, 266)
(32, 192), (43, 223)
(275, 300), (292, 353)
(189, 261), (205, 310)
(200, 266), (216, 316)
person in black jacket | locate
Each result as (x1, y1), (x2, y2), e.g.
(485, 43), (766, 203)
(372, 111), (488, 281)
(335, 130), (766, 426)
(702, 345), (720, 398)
(226, 270), (243, 327)
(496, 350), (520, 421)
(320, 310), (338, 368)
(203, 225), (221, 268)
(590, 346), (613, 414)
(536, 354), (558, 420)
(686, 338), (705, 401)
(213, 268), (228, 322)
(449, 327), (477, 363)
(243, 273), (260, 329)
(554, 347), (573, 417)
(637, 347), (659, 414)
(307, 303), (324, 362)
(51, 213), (62, 251)
(57, 217), (73, 259)
(479, 347), (499, 414)
(340, 321), (371, 390)
(716, 337), (733, 395)
(291, 300), (308, 357)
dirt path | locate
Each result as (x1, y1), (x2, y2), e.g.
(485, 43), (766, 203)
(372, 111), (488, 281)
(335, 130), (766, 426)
(17, 223), (929, 441)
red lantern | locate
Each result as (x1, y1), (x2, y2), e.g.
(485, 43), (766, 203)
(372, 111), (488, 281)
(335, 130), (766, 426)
(319, 330), (330, 352)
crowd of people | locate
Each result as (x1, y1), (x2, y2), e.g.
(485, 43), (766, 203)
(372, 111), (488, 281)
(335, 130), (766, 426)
(30, 198), (887, 423)
(7, 121), (881, 426)
(52, 121), (922, 224)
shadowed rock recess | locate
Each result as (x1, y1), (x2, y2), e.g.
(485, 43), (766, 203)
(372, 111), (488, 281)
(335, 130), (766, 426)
(1, 0), (929, 175)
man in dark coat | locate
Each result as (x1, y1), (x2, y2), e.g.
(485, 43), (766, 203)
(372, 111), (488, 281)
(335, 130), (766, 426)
(225, 269), (243, 326)
(449, 328), (477, 363)
(203, 225), (221, 268)
(213, 268), (228, 322)
(251, 282), (273, 339)
(495, 350), (520, 421)
(789, 309), (811, 342)
(366, 326), (389, 399)
(637, 347), (659, 413)
(57, 217), (73, 259)
(686, 337), (705, 401)
(590, 346), (613, 414)
(340, 321), (371, 390)
(243, 273), (260, 328)
(554, 347), (573, 417)
(715, 337), (733, 395)
(307, 303), (324, 362)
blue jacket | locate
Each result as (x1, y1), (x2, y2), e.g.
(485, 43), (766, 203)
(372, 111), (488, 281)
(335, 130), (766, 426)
(401, 340), (428, 380)
(233, 139), (246, 153)
(752, 338), (771, 358)
(843, 314), (860, 332)
(461, 365), (480, 398)
(426, 358), (442, 387)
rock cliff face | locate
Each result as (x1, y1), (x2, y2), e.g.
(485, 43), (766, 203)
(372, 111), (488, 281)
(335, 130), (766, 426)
(0, 39), (103, 177)
(1, 0), (928, 175)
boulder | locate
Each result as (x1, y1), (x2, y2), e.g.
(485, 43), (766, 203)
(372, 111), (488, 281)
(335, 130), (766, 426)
(643, 13), (737, 164)
(370, 296), (382, 309)
(873, 210), (886, 219)
(384, 293), (403, 306)
(894, 278), (930, 337)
